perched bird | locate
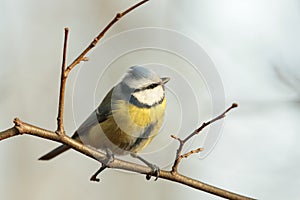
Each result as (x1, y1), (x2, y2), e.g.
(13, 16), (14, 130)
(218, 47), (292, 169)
(39, 66), (169, 176)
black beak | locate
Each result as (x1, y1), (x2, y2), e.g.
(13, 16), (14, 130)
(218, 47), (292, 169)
(161, 77), (170, 84)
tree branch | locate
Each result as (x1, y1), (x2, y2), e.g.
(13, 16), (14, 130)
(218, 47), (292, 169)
(0, 117), (255, 200)
(171, 103), (238, 175)
(56, 27), (69, 135)
(64, 0), (149, 75)
(0, 127), (19, 140)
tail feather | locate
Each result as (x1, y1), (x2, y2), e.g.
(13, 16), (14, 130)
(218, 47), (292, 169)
(38, 145), (70, 160)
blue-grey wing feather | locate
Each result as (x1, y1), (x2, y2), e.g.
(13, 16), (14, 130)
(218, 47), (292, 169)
(73, 89), (113, 138)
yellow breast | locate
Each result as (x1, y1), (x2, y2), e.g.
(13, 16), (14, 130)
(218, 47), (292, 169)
(96, 97), (167, 154)
(127, 97), (166, 127)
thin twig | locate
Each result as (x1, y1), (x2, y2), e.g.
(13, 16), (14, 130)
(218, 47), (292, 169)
(56, 27), (69, 135)
(171, 103), (238, 175)
(55, 0), (149, 134)
(64, 0), (149, 76)
(90, 165), (107, 182)
(181, 148), (204, 159)
(56, 1), (149, 133)
(172, 148), (204, 170)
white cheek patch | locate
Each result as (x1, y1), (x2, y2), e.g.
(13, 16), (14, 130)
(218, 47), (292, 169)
(133, 86), (164, 106)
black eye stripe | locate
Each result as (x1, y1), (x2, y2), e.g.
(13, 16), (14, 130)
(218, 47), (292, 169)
(134, 83), (160, 92)
(146, 83), (159, 90)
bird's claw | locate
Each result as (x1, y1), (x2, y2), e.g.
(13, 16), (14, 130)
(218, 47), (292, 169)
(146, 163), (160, 181)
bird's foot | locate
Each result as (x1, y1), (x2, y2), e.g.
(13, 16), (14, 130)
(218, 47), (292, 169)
(90, 148), (114, 182)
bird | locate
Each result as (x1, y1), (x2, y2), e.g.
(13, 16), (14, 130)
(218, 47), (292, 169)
(39, 66), (169, 177)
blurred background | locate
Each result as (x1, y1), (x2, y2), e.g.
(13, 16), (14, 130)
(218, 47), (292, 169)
(1, 0), (300, 199)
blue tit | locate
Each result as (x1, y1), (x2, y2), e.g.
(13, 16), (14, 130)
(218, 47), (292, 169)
(39, 66), (169, 167)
